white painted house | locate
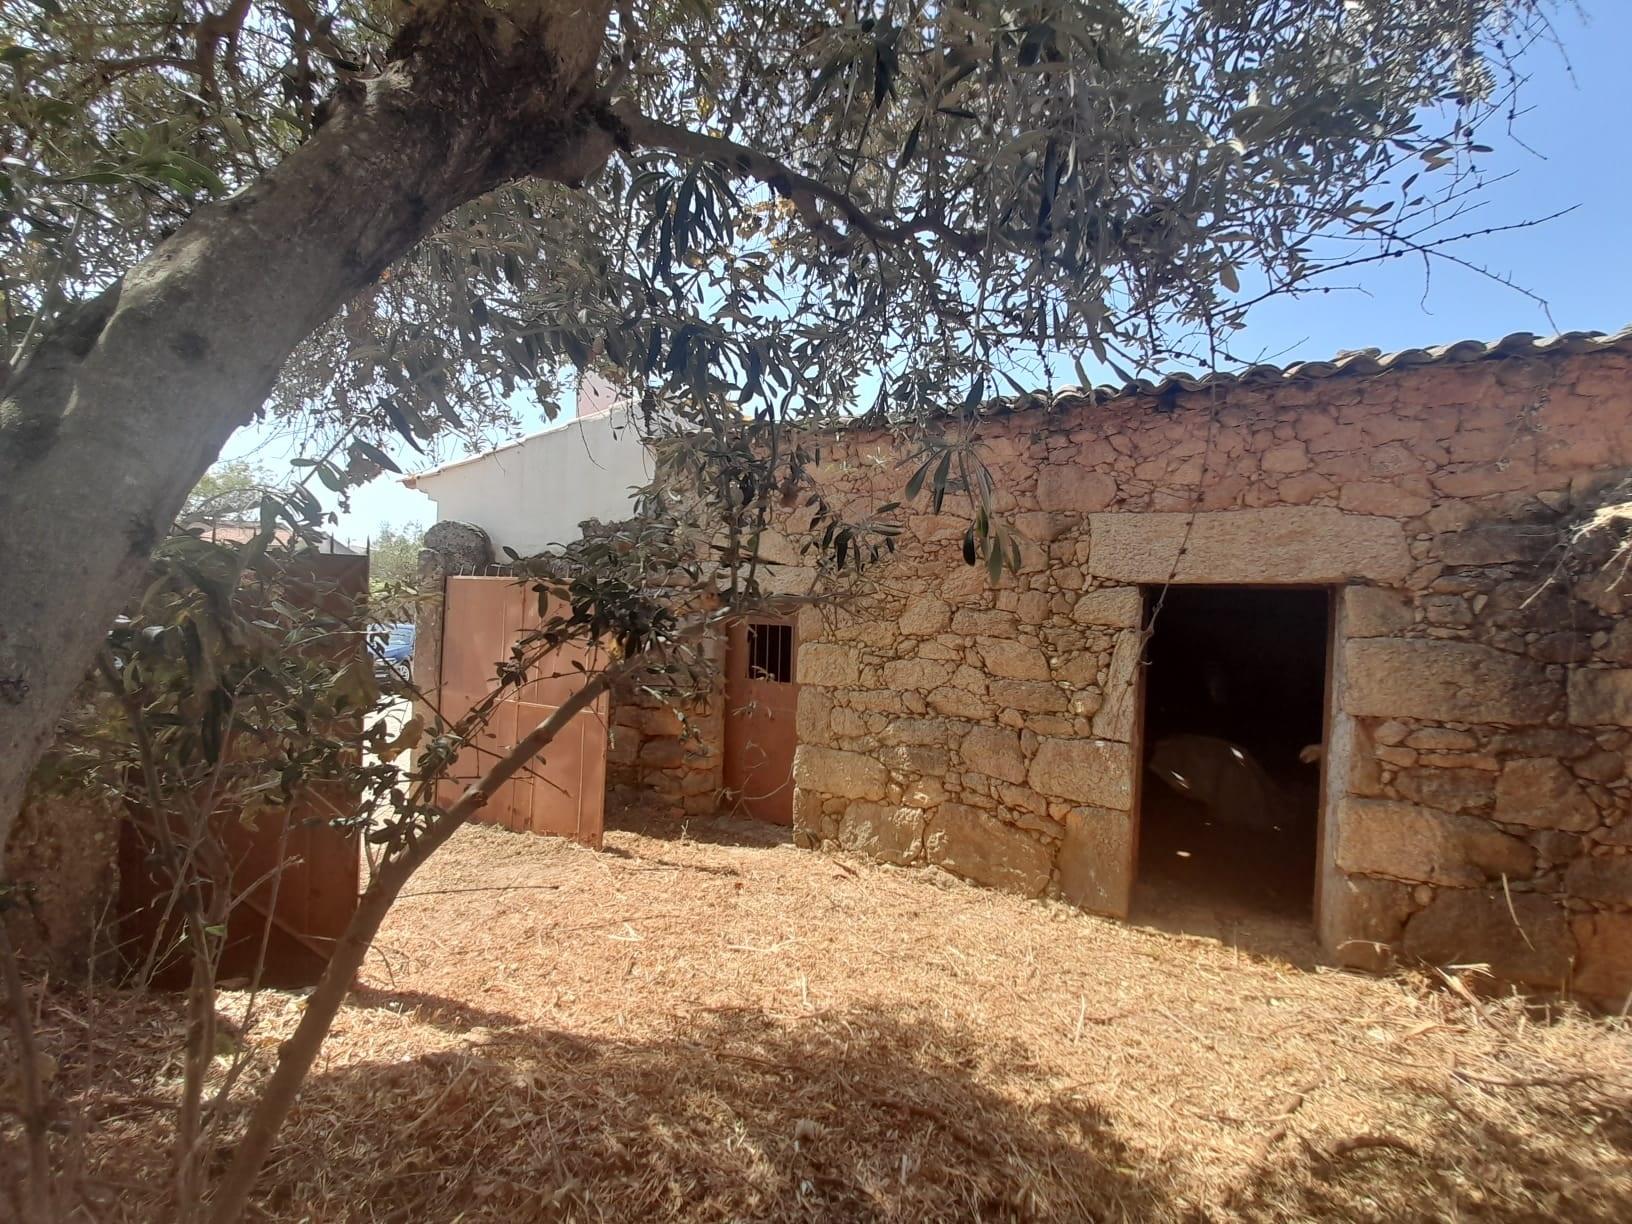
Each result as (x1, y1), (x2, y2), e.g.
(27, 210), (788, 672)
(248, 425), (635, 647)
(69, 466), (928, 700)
(402, 376), (650, 554)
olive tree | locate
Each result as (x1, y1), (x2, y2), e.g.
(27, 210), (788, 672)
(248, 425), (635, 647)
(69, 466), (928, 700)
(180, 459), (278, 525)
(0, 0), (1555, 840)
(365, 520), (425, 591)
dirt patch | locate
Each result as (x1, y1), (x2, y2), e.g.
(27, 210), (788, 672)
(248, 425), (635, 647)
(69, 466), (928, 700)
(19, 816), (1632, 1221)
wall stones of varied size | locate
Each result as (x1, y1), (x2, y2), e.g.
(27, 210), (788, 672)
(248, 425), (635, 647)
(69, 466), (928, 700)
(605, 674), (724, 822)
(782, 344), (1632, 1006)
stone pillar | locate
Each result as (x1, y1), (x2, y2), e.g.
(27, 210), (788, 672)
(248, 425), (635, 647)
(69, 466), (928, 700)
(411, 547), (446, 730)
(605, 627), (727, 822)
(421, 520), (494, 571)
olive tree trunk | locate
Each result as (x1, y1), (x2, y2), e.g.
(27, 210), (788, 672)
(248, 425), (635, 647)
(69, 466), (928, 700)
(0, 1), (615, 848)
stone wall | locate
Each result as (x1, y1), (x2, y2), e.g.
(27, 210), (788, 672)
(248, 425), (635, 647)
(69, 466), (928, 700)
(785, 345), (1632, 1005)
(3, 784), (119, 972)
(605, 668), (726, 822)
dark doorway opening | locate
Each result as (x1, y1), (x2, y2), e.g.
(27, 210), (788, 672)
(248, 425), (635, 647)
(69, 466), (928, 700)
(1135, 587), (1328, 931)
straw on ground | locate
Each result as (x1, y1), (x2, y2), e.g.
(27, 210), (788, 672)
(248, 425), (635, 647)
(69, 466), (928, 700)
(28, 817), (1632, 1221)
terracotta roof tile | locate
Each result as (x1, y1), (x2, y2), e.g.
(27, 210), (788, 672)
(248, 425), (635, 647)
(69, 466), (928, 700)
(970, 324), (1632, 419)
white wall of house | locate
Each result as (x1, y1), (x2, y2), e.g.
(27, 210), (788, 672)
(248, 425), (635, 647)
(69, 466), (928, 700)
(404, 378), (651, 555)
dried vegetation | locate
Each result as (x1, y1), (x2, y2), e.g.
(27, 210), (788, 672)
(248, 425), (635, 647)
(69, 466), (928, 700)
(19, 817), (1632, 1221)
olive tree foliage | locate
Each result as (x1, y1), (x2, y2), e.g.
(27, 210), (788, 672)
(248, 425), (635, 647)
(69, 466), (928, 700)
(28, 525), (378, 1219)
(5, 489), (721, 1222)
(0, 0), (1553, 865)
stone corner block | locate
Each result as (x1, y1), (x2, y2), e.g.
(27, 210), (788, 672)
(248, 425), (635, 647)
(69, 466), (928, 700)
(1319, 874), (1415, 972)
(1342, 639), (1558, 725)
(1027, 737), (1134, 811)
(923, 803), (1053, 896)
(1057, 806), (1134, 916)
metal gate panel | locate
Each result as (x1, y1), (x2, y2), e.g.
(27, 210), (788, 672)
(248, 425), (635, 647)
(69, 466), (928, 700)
(436, 576), (607, 847)
(723, 616), (801, 825)
(517, 701), (607, 838)
(117, 553), (365, 988)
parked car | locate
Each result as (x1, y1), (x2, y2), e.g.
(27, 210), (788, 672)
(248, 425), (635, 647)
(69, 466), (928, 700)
(368, 622), (416, 686)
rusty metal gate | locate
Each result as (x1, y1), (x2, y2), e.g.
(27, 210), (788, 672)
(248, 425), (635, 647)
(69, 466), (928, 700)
(723, 615), (800, 825)
(436, 576), (608, 847)
(118, 553), (365, 988)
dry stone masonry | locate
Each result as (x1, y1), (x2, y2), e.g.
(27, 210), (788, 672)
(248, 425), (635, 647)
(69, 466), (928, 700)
(606, 674), (724, 822)
(777, 338), (1632, 1005)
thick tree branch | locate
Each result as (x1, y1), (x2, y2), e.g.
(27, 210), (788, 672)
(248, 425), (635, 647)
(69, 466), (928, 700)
(0, 0), (624, 856)
(616, 107), (981, 258)
(195, 0), (257, 102)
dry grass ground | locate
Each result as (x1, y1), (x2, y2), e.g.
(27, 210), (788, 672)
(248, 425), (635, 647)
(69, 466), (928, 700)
(24, 816), (1632, 1221)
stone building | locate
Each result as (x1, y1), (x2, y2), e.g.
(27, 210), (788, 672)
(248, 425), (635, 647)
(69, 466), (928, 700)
(418, 328), (1632, 1006)
(775, 328), (1632, 1006)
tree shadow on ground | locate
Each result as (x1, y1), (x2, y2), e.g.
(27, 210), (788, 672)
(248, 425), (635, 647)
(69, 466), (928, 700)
(242, 1008), (1632, 1224)
(346, 985), (528, 1034)
(237, 1005), (1168, 1223)
(48, 990), (1632, 1223)
(1223, 1071), (1632, 1224)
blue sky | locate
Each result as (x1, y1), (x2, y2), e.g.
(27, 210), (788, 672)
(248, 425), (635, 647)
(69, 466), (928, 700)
(1230, 1), (1632, 359)
(229, 0), (1632, 543)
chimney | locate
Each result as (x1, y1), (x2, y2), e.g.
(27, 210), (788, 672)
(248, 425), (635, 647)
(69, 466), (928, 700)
(576, 372), (620, 419)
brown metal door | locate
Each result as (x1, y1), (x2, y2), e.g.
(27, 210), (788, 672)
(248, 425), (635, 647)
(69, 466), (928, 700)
(723, 617), (800, 825)
(436, 576), (608, 847)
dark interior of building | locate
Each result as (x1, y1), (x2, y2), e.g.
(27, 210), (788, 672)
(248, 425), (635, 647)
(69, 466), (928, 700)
(1135, 586), (1329, 923)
